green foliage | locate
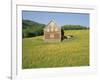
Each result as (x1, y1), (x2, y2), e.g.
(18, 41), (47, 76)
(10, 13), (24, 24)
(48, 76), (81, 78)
(22, 30), (89, 69)
(62, 25), (88, 30)
(22, 20), (45, 38)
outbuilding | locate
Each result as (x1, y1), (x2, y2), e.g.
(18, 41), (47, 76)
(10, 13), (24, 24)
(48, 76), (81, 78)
(44, 20), (62, 42)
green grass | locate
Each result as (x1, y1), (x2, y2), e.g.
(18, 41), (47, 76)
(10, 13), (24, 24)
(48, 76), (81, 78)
(22, 30), (89, 69)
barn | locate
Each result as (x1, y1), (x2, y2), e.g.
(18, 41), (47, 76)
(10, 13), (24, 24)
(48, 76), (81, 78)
(44, 20), (62, 42)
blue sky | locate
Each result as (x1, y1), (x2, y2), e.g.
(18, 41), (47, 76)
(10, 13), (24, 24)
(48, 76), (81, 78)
(22, 11), (89, 27)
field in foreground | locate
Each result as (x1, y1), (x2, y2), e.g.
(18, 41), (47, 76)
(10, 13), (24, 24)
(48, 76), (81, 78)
(22, 30), (89, 69)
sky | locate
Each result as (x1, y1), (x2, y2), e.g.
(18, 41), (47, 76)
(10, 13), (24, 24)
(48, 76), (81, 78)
(22, 11), (89, 27)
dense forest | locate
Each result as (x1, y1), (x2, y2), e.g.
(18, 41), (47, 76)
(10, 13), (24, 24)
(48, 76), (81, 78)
(22, 20), (89, 38)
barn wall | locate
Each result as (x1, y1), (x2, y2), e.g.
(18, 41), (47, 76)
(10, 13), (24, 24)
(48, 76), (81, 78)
(44, 31), (61, 40)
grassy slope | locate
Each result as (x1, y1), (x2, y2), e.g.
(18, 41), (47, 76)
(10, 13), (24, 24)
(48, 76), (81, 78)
(22, 30), (89, 69)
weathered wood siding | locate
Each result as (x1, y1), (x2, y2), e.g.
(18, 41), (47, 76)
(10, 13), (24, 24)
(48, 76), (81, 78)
(44, 20), (61, 41)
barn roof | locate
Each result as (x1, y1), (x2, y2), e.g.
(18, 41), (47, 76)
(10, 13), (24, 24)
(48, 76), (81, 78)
(44, 20), (61, 29)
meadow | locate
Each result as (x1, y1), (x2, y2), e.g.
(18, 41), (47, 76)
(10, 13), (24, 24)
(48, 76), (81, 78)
(22, 30), (89, 69)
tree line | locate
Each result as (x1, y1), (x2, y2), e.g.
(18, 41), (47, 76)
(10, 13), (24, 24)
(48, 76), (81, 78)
(62, 25), (89, 30)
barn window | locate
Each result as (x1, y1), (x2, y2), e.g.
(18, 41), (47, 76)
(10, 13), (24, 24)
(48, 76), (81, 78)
(51, 28), (53, 32)
(51, 26), (54, 32)
(47, 29), (50, 32)
(55, 28), (58, 31)
(50, 34), (54, 38)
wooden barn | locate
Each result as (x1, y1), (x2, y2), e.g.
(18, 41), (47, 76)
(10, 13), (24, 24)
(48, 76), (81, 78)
(44, 20), (62, 42)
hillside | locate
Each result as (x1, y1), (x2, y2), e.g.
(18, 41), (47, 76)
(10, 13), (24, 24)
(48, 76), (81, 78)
(22, 20), (45, 38)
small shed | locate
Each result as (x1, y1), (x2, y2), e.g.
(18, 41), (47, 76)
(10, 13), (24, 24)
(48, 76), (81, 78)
(43, 20), (61, 42)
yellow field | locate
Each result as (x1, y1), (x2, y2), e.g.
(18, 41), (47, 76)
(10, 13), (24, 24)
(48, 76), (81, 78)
(22, 30), (89, 69)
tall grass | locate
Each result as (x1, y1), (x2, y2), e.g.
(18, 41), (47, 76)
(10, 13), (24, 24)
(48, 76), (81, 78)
(22, 30), (89, 69)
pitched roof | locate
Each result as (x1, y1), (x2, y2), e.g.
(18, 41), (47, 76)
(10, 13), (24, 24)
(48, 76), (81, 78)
(44, 20), (60, 29)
